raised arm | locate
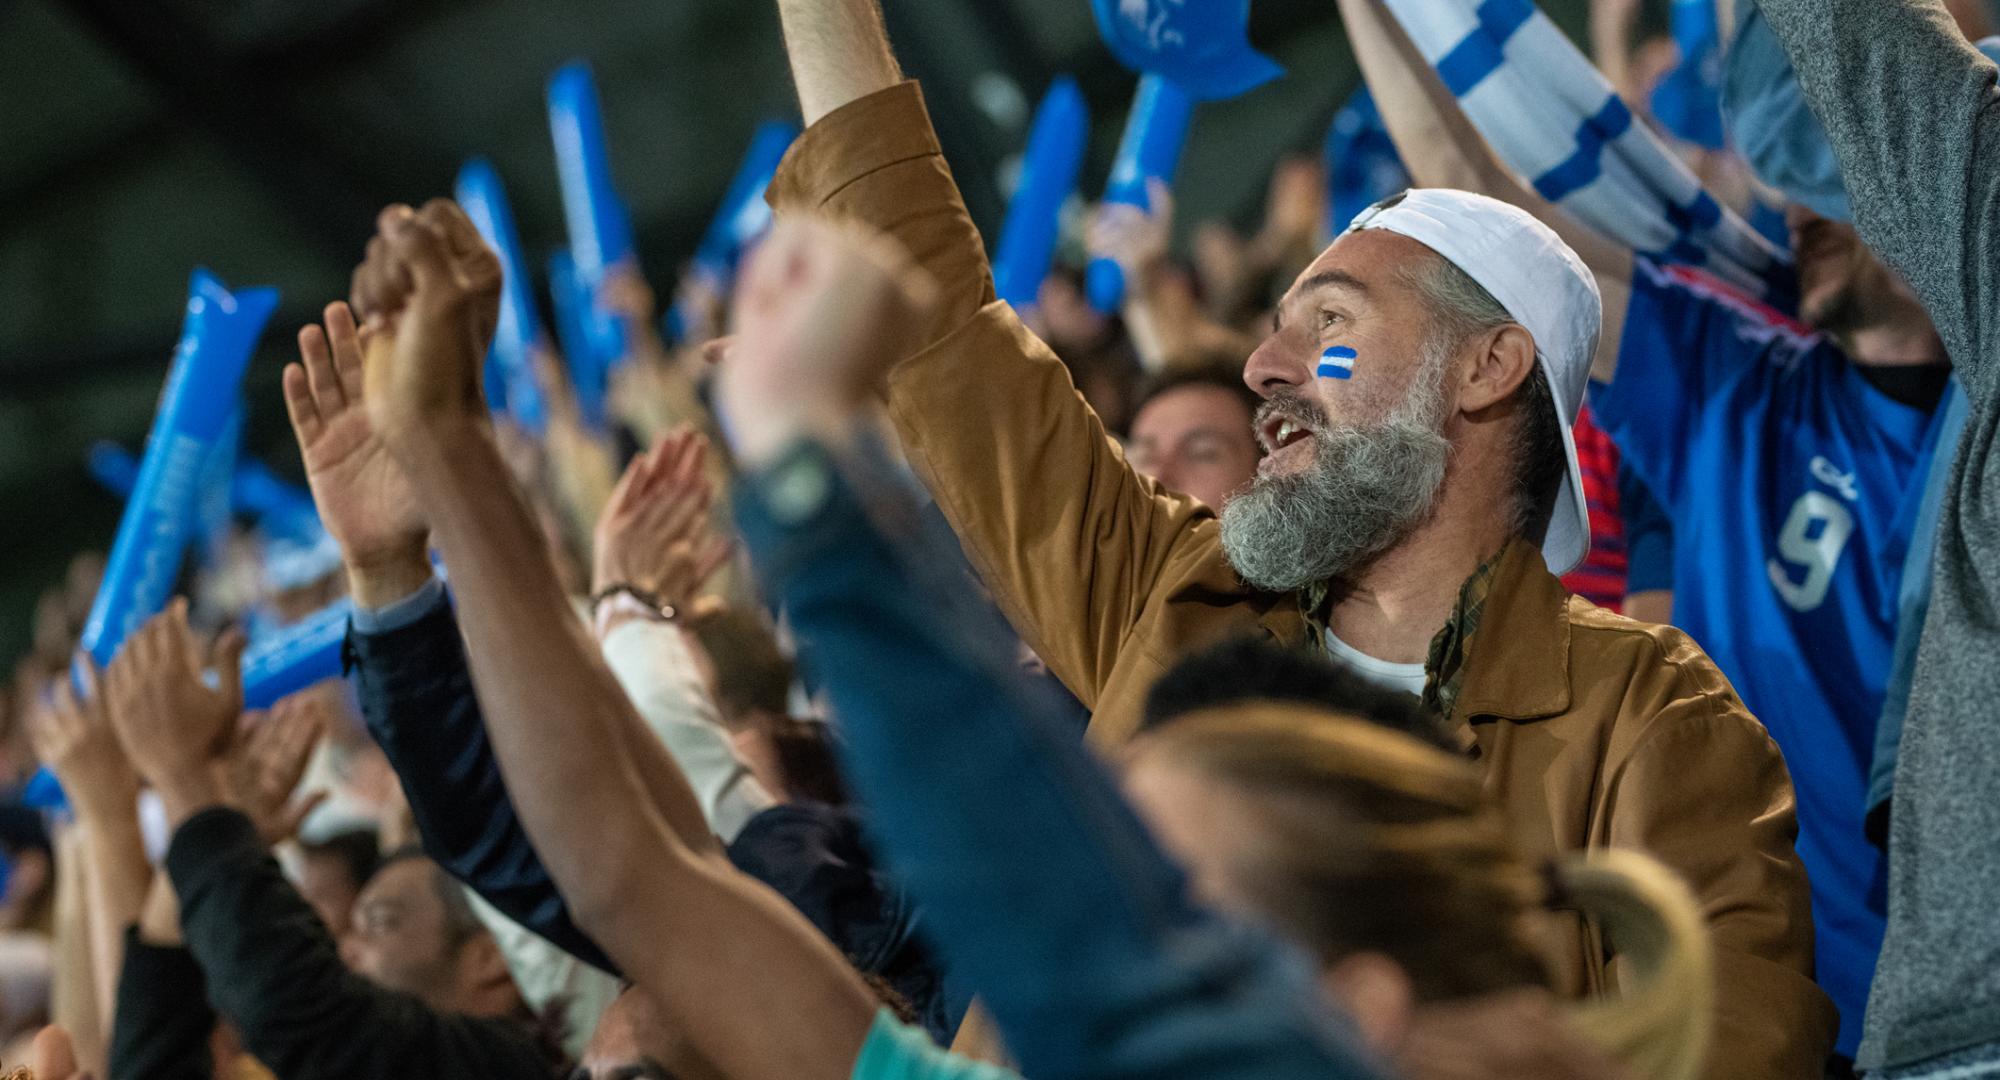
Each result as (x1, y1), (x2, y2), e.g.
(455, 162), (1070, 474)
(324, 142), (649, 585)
(716, 217), (1384, 1080)
(774, 0), (903, 125)
(766, 27), (1249, 721)
(351, 199), (878, 1080)
(286, 301), (768, 960)
(1754, 0), (2000, 387)
(26, 657), (148, 1042)
(1336, 0), (1633, 381)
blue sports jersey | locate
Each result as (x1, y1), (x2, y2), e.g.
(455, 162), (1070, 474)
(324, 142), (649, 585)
(1594, 258), (1945, 1057)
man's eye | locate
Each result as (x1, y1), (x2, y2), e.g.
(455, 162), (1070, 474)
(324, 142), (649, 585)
(1318, 310), (1344, 330)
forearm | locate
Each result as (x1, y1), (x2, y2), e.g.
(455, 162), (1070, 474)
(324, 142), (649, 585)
(775, 0), (903, 125)
(73, 810), (151, 1029)
(1755, 0), (2000, 374)
(109, 927), (215, 1080)
(403, 423), (872, 1080)
(1345, 0), (1634, 378)
(406, 429), (719, 868)
(737, 442), (1381, 1078)
(351, 579), (620, 972)
(598, 618), (773, 842)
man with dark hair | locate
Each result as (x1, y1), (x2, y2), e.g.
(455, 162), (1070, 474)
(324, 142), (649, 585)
(298, 828), (381, 940)
(1124, 365), (1264, 511)
(763, 0), (1828, 1070)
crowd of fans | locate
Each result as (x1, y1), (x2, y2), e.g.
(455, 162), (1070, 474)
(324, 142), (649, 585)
(2, 0), (1997, 1077)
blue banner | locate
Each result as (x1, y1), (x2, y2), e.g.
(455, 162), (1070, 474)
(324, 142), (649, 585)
(457, 159), (551, 435)
(79, 270), (278, 668)
(548, 61), (635, 392)
(1090, 0), (1284, 101)
(993, 77), (1090, 308)
(1086, 75), (1197, 313)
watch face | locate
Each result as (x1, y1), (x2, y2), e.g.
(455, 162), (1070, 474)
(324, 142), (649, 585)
(766, 448), (834, 525)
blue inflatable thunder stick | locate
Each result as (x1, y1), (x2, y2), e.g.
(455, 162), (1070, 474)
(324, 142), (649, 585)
(240, 598), (354, 710)
(457, 159), (551, 435)
(993, 77), (1090, 309)
(1086, 74), (1197, 313)
(548, 61), (636, 419)
(1090, 0), (1284, 101)
(79, 270), (278, 668)
(668, 120), (800, 340)
(547, 250), (609, 429)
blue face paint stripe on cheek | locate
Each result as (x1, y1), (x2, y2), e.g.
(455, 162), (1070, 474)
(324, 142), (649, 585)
(1317, 345), (1357, 380)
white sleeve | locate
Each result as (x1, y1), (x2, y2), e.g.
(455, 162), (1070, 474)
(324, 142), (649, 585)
(599, 618), (775, 842)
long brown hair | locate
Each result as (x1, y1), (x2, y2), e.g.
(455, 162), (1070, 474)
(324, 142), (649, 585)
(1137, 703), (1712, 1080)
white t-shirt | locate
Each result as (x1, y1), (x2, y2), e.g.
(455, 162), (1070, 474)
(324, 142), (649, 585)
(1323, 631), (1428, 698)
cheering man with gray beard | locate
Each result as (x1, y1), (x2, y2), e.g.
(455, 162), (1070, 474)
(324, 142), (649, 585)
(764, 0), (1831, 1073)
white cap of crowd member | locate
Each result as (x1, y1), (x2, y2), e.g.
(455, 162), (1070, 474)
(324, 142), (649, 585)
(1344, 189), (1602, 576)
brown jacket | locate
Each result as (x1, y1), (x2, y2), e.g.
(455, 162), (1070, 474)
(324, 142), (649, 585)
(770, 81), (1837, 1079)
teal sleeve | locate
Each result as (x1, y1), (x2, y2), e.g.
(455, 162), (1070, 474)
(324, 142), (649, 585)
(850, 1010), (1025, 1080)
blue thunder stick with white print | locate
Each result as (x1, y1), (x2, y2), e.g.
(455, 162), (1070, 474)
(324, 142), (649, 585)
(548, 62), (635, 399)
(548, 250), (610, 430)
(1089, 0), (1285, 101)
(240, 598), (354, 710)
(993, 76), (1090, 309)
(668, 120), (800, 341)
(457, 158), (551, 435)
(1317, 346), (1358, 380)
(1086, 74), (1197, 314)
(80, 270), (278, 668)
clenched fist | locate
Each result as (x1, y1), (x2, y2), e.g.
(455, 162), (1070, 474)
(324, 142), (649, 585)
(348, 200), (503, 450)
(712, 216), (936, 466)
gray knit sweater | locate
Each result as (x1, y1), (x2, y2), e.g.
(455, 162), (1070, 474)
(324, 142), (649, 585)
(1753, 0), (2000, 1070)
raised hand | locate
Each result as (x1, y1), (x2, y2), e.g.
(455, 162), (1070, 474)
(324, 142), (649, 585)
(347, 199), (503, 451)
(101, 600), (244, 793)
(713, 216), (936, 466)
(223, 692), (329, 846)
(1087, 179), (1175, 286)
(24, 654), (137, 824)
(284, 301), (428, 589)
(592, 428), (733, 611)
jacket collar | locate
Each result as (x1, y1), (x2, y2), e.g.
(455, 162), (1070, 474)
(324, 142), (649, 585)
(1450, 538), (1573, 724)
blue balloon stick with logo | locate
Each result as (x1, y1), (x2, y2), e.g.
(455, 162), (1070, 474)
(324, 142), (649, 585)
(457, 159), (550, 435)
(994, 77), (1090, 309)
(80, 270), (278, 668)
(668, 120), (800, 341)
(1087, 74), (1196, 313)
(548, 250), (609, 429)
(1089, 0), (1284, 102)
(549, 61), (634, 391)
(231, 459), (325, 545)
(240, 598), (354, 710)
(91, 443), (325, 548)
(86, 441), (141, 498)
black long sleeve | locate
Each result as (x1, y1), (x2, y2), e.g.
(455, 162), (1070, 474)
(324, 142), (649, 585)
(166, 807), (559, 1080)
(109, 929), (215, 1080)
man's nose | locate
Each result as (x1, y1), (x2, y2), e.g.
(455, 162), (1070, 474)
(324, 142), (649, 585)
(1243, 330), (1309, 399)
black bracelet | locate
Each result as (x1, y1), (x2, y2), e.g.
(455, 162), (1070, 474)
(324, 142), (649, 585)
(589, 583), (678, 622)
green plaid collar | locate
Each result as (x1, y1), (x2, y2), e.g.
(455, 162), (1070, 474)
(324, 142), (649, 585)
(1301, 552), (1503, 722)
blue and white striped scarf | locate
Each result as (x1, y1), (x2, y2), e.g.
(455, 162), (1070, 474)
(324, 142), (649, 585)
(1379, 0), (1792, 299)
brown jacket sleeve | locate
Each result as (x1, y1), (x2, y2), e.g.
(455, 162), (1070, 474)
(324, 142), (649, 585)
(1603, 704), (1838, 1080)
(767, 82), (1226, 709)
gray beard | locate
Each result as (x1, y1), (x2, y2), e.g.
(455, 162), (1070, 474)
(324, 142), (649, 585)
(1219, 353), (1454, 592)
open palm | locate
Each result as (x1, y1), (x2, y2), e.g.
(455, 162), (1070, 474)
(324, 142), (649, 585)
(283, 301), (427, 566)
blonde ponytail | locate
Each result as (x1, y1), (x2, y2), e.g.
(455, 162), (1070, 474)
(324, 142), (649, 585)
(1555, 849), (1714, 1080)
